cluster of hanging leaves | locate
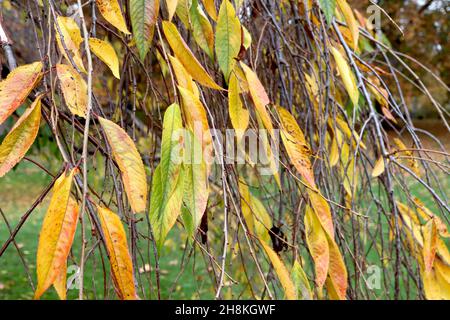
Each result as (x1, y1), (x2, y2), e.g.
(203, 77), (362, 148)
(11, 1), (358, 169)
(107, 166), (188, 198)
(0, 0), (448, 300)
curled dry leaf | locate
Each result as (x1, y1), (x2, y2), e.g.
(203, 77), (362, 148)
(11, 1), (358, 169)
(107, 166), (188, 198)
(35, 169), (78, 299)
(55, 16), (86, 73)
(97, 206), (137, 300)
(162, 21), (222, 90)
(98, 117), (148, 213)
(89, 38), (121, 79)
(0, 61), (43, 125)
(56, 64), (87, 118)
(96, 0), (131, 34)
(0, 95), (42, 177)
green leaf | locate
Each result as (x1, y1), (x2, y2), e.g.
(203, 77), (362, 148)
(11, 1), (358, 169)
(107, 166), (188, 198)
(130, 0), (160, 60)
(189, 0), (214, 60)
(215, 0), (241, 82)
(149, 103), (185, 251)
(319, 0), (336, 25)
(182, 130), (208, 238)
(291, 260), (313, 300)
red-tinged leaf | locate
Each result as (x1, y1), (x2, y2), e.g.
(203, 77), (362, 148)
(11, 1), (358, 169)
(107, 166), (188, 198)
(0, 61), (42, 125)
(35, 170), (78, 299)
(0, 95), (42, 177)
(97, 206), (137, 300)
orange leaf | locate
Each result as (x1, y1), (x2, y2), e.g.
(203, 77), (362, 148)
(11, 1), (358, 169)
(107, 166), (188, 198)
(0, 61), (42, 125)
(97, 206), (137, 300)
(0, 95), (42, 177)
(35, 169), (78, 299)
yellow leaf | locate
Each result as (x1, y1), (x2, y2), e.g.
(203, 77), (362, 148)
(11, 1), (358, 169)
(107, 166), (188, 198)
(56, 64), (87, 118)
(228, 72), (249, 144)
(190, 0), (215, 60)
(238, 179), (255, 234)
(260, 241), (297, 300)
(0, 95), (42, 177)
(304, 206), (329, 289)
(89, 38), (120, 79)
(393, 138), (421, 176)
(202, 0), (218, 21)
(168, 55), (200, 98)
(308, 191), (334, 238)
(330, 46), (359, 107)
(166, 0), (178, 21)
(96, 0), (131, 34)
(240, 62), (274, 135)
(0, 61), (42, 125)
(99, 117), (148, 213)
(371, 156), (385, 178)
(162, 21), (222, 90)
(35, 169), (78, 299)
(177, 86), (213, 164)
(423, 218), (438, 273)
(55, 16), (86, 72)
(97, 206), (137, 299)
(336, 0), (359, 50)
(276, 106), (315, 188)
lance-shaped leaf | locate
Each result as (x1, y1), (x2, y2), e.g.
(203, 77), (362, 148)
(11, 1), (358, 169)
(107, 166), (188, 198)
(166, 0), (178, 21)
(149, 103), (184, 250)
(34, 169), (78, 299)
(260, 241), (297, 300)
(304, 206), (329, 289)
(96, 0), (131, 34)
(308, 191), (334, 238)
(98, 117), (148, 213)
(0, 61), (42, 125)
(325, 233), (348, 300)
(182, 130), (208, 237)
(97, 206), (137, 300)
(89, 38), (120, 79)
(168, 55), (200, 98)
(240, 62), (274, 135)
(53, 261), (68, 300)
(56, 64), (87, 118)
(190, 0), (214, 60)
(0, 96), (42, 177)
(215, 0), (241, 82)
(371, 156), (385, 178)
(276, 106), (315, 189)
(330, 46), (359, 107)
(55, 17), (86, 73)
(336, 0), (359, 50)
(319, 0), (336, 25)
(292, 260), (313, 300)
(238, 179), (255, 234)
(228, 72), (249, 144)
(130, 0), (159, 60)
(422, 259), (450, 300)
(423, 218), (438, 273)
(202, 0), (218, 21)
(162, 21), (222, 90)
(178, 86), (212, 150)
